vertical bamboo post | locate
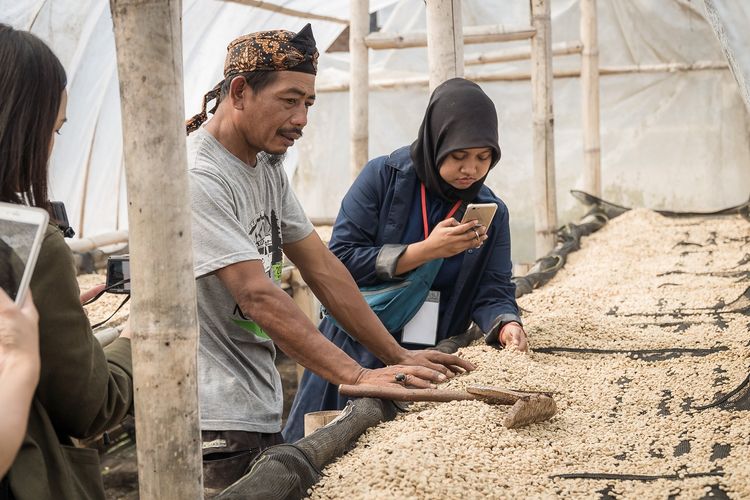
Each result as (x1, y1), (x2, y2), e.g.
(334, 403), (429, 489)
(290, 269), (319, 384)
(426, 0), (464, 92)
(110, 1), (203, 498)
(529, 0), (558, 257)
(580, 0), (601, 196)
(350, 0), (370, 179)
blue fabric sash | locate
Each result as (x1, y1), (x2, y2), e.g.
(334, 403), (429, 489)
(325, 258), (443, 334)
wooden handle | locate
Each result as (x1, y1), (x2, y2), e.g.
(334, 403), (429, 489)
(466, 385), (529, 404)
(338, 384), (477, 403)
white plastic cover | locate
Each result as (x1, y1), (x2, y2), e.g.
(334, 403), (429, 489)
(2, 0), (749, 262)
(703, 0), (750, 113)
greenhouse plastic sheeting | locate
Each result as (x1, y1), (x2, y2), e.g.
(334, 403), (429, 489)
(0, 0), (396, 238)
(2, 0), (749, 264)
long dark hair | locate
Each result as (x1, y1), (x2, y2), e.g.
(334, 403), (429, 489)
(0, 24), (67, 213)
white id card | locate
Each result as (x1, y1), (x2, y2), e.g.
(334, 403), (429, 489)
(402, 291), (440, 346)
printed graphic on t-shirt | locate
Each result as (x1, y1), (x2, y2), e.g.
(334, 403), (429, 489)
(231, 210), (283, 339)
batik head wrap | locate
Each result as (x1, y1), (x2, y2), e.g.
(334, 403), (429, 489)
(410, 78), (502, 203)
(186, 23), (319, 134)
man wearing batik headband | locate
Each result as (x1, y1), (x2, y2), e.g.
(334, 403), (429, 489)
(185, 24), (474, 493)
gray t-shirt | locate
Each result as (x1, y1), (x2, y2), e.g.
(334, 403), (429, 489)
(187, 127), (313, 433)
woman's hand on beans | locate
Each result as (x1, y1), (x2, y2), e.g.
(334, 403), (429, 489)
(500, 322), (528, 352)
(423, 219), (488, 258)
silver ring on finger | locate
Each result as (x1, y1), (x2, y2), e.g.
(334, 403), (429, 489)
(472, 229), (482, 247)
(394, 373), (407, 383)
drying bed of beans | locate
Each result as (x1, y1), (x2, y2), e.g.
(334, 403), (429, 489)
(310, 209), (750, 499)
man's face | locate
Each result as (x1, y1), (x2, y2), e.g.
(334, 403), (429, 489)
(234, 71), (316, 155)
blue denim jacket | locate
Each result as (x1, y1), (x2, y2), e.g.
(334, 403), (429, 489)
(328, 145), (521, 342)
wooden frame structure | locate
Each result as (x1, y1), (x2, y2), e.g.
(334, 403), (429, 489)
(529, 0), (557, 256)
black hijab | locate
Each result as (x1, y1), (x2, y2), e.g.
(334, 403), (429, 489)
(410, 78), (501, 203)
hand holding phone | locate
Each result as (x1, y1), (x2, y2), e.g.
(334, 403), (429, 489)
(0, 203), (49, 304)
(422, 218), (488, 259)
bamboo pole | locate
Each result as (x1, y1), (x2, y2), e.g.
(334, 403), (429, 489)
(426, 0), (464, 91)
(580, 0), (601, 197)
(598, 60), (728, 74)
(66, 230), (129, 253)
(289, 270), (320, 333)
(289, 269), (320, 384)
(222, 0), (349, 24)
(350, 0), (369, 180)
(530, 0), (557, 258)
(309, 216), (336, 226)
(366, 23), (534, 50)
(304, 410), (342, 436)
(317, 60), (729, 93)
(110, 1), (203, 498)
(465, 40), (582, 66)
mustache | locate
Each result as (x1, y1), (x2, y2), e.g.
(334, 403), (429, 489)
(278, 127), (304, 138)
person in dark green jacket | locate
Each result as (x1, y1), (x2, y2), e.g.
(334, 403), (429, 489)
(0, 24), (134, 500)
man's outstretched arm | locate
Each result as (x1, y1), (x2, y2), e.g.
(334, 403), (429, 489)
(283, 232), (475, 375)
(216, 259), (447, 387)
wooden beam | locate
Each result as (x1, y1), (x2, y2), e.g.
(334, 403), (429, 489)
(316, 61), (729, 93)
(223, 0), (349, 24)
(426, 0), (464, 91)
(110, 0), (203, 498)
(308, 216), (336, 226)
(598, 60), (728, 74)
(580, 0), (601, 197)
(66, 230), (129, 253)
(350, 0), (369, 180)
(289, 269), (320, 385)
(530, 0), (558, 258)
(365, 24), (536, 50)
(465, 40), (582, 66)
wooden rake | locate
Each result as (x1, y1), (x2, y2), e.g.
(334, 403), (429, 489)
(338, 384), (557, 428)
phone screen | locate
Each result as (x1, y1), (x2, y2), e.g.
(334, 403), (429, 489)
(0, 219), (40, 302)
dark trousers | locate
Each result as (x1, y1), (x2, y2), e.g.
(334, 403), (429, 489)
(202, 430), (284, 497)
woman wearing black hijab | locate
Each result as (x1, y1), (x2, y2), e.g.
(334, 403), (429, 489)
(284, 78), (526, 442)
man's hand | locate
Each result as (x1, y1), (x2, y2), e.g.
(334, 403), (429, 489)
(355, 364), (453, 389)
(393, 349), (476, 378)
(500, 322), (528, 352)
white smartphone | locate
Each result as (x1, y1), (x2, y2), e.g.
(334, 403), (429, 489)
(461, 202), (498, 229)
(0, 202), (49, 304)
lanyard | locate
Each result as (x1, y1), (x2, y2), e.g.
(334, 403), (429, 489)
(420, 183), (462, 240)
